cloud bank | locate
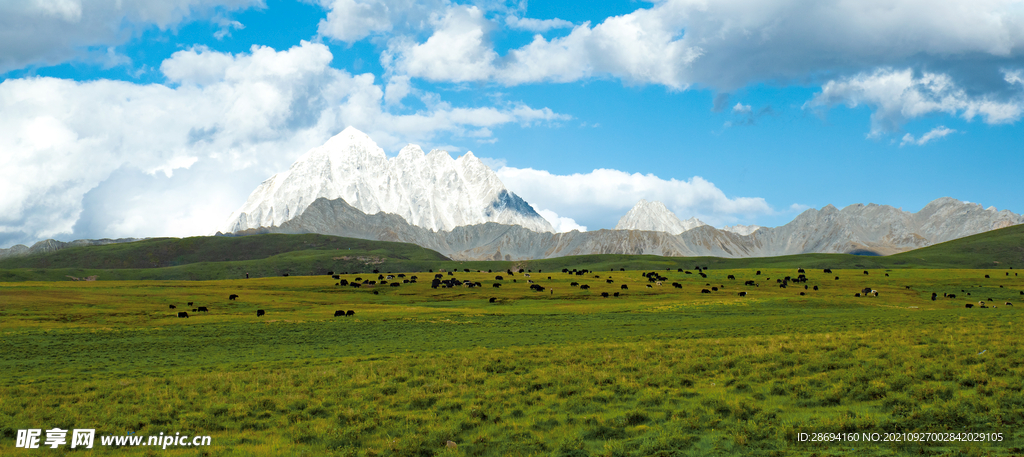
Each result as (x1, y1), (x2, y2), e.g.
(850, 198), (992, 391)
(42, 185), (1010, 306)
(0, 41), (566, 248)
(495, 167), (773, 230)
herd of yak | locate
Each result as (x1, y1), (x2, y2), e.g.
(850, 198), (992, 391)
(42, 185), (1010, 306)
(172, 266), (1019, 318)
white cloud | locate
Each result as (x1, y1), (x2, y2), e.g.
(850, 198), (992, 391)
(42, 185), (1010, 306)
(0, 0), (262, 72)
(537, 209), (586, 233)
(806, 68), (1023, 135)
(213, 16), (245, 40)
(382, 5), (499, 83)
(732, 103), (751, 114)
(900, 126), (956, 146)
(384, 75), (412, 106)
(375, 0), (1024, 92)
(316, 0), (393, 43)
(1006, 69), (1024, 86)
(495, 167), (772, 230)
(504, 16), (573, 33)
(0, 41), (567, 248)
(316, 0), (451, 43)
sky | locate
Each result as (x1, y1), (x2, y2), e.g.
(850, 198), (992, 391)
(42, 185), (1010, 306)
(2, 0), (1023, 248)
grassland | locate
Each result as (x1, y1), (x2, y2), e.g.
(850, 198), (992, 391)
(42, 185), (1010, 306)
(2, 265), (1023, 456)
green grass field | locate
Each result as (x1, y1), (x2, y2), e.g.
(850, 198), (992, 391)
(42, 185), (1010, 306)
(2, 265), (1023, 456)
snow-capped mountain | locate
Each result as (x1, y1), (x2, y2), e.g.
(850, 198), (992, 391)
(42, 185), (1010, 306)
(614, 199), (706, 234)
(720, 224), (762, 236)
(222, 127), (554, 234)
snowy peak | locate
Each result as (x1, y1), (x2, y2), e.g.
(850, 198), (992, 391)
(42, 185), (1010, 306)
(720, 224), (762, 236)
(223, 127), (554, 234)
(615, 199), (707, 235)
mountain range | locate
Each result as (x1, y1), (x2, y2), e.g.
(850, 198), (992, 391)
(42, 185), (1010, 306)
(3, 127), (1022, 261)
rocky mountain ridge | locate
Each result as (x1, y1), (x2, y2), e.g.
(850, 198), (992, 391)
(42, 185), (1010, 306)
(614, 199), (706, 234)
(0, 238), (145, 261)
(232, 195), (1024, 260)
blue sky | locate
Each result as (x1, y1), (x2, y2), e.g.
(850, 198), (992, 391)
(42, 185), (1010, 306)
(1, 0), (1023, 247)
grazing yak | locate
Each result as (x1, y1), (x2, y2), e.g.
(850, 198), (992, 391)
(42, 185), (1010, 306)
(492, 283), (502, 288)
(601, 292), (609, 297)
(711, 287), (718, 291)
(621, 284), (628, 290)
(580, 285), (591, 290)
(701, 289), (711, 294)
(177, 312), (189, 318)
(797, 269), (805, 273)
(738, 291), (747, 297)
(823, 268), (832, 273)
(756, 271), (761, 275)
(727, 275), (736, 280)
(489, 298), (496, 303)
(863, 271), (869, 275)
(229, 294), (239, 300)
(334, 310), (346, 317)
(197, 306), (209, 312)
(613, 292), (620, 297)
(966, 304), (974, 309)
(813, 286), (819, 291)
(347, 310), (355, 316)
(169, 305), (176, 309)
(672, 283), (682, 288)
(799, 292), (805, 296)
(188, 302), (193, 306)
(257, 310), (265, 317)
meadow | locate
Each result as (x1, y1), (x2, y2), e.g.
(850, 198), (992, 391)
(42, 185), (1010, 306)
(2, 265), (1023, 456)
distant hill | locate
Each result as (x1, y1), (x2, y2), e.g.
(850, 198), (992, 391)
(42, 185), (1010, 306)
(0, 224), (1022, 281)
(0, 234), (450, 281)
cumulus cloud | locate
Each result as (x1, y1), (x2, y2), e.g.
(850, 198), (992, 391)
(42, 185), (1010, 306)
(504, 16), (573, 33)
(495, 167), (772, 230)
(537, 209), (586, 233)
(0, 41), (567, 248)
(0, 0), (262, 73)
(900, 126), (956, 146)
(806, 68), (1023, 135)
(376, 0), (1024, 91)
(316, 0), (450, 43)
(382, 5), (499, 83)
